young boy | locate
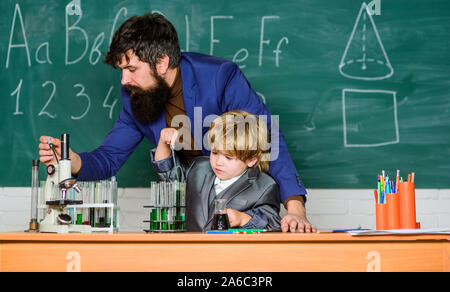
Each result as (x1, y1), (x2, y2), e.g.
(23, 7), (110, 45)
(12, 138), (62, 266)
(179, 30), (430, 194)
(151, 110), (281, 232)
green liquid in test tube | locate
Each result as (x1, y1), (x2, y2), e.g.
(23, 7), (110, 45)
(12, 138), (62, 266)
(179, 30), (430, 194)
(181, 213), (185, 230)
(161, 208), (167, 230)
(151, 209), (157, 230)
(77, 213), (83, 225)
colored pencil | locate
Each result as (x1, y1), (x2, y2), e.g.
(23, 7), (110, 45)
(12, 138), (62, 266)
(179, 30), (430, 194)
(395, 170), (400, 193)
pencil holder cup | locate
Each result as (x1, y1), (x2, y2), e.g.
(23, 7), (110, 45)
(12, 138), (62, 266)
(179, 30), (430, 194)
(398, 182), (418, 229)
(386, 193), (401, 229)
(375, 200), (389, 230)
(144, 181), (186, 233)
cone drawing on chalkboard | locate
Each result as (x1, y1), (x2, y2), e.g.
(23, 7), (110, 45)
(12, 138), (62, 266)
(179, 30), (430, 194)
(339, 2), (394, 80)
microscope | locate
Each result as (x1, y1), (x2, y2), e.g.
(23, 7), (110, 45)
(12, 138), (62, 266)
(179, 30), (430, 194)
(39, 134), (91, 234)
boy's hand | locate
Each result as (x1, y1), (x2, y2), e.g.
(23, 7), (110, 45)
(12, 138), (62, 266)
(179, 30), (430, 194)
(154, 128), (179, 161)
(159, 128), (179, 148)
(226, 208), (251, 227)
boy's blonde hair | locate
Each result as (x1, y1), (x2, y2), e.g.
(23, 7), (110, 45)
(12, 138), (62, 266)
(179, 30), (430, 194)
(208, 110), (270, 173)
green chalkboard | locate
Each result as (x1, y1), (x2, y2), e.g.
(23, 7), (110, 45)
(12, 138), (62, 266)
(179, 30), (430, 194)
(1, 0), (449, 188)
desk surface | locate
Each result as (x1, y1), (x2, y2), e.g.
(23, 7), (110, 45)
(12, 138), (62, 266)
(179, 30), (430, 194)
(0, 231), (450, 242)
(1, 232), (449, 272)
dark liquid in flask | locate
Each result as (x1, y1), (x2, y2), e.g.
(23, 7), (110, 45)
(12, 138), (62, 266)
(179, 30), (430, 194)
(212, 214), (230, 230)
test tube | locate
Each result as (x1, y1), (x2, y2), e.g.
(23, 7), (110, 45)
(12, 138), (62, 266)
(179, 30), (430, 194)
(99, 180), (107, 227)
(161, 182), (168, 230)
(175, 182), (180, 230)
(81, 182), (89, 225)
(89, 181), (95, 226)
(172, 182), (177, 230)
(111, 177), (118, 229)
(180, 182), (186, 230)
(154, 181), (161, 231)
(29, 160), (40, 230)
(157, 182), (162, 230)
(150, 182), (155, 230)
(167, 182), (173, 230)
(95, 182), (101, 227)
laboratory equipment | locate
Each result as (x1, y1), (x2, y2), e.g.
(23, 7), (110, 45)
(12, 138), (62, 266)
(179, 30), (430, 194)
(211, 199), (230, 230)
(39, 134), (91, 234)
(27, 160), (40, 232)
(144, 181), (186, 233)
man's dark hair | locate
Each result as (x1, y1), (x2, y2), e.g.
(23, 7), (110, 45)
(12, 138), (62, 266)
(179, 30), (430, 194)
(104, 13), (181, 69)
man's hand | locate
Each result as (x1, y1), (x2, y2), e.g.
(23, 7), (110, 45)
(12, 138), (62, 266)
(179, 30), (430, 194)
(281, 198), (317, 233)
(38, 136), (82, 175)
(281, 213), (316, 233)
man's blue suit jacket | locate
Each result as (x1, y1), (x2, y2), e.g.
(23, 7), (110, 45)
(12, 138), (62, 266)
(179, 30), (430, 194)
(78, 52), (307, 203)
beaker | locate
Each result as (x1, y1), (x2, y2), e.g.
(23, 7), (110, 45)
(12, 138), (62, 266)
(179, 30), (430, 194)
(212, 199), (230, 230)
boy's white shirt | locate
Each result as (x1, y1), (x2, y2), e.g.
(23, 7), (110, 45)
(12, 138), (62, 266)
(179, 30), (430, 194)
(213, 171), (246, 195)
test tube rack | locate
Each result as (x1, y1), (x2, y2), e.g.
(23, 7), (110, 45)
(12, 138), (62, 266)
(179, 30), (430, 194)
(143, 181), (186, 233)
(65, 203), (116, 234)
(37, 178), (120, 234)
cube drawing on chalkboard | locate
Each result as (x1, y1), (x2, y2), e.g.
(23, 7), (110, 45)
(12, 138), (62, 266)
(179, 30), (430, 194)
(342, 89), (399, 147)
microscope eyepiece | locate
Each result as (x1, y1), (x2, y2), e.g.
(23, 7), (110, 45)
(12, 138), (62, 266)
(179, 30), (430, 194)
(61, 133), (70, 160)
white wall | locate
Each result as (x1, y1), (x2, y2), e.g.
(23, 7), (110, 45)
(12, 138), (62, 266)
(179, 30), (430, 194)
(0, 187), (449, 232)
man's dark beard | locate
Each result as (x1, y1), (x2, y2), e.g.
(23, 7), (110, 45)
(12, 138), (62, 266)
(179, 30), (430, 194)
(124, 75), (171, 124)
